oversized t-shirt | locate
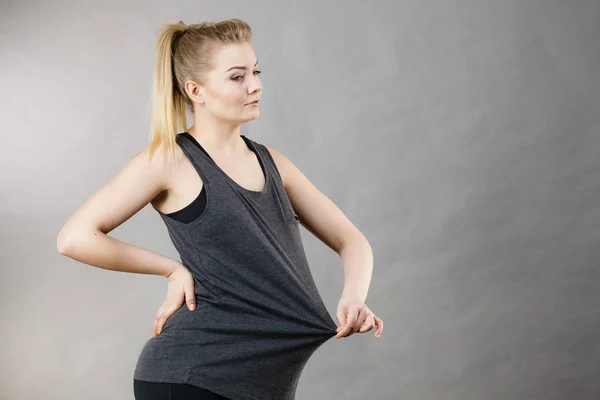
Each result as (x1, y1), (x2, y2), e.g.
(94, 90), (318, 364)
(133, 133), (338, 399)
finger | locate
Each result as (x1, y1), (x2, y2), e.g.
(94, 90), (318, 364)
(374, 315), (384, 338)
(336, 306), (358, 338)
(345, 306), (367, 338)
(152, 308), (163, 337)
(336, 308), (352, 338)
(155, 311), (166, 336)
(156, 302), (180, 335)
(154, 301), (173, 336)
(358, 313), (375, 333)
(152, 314), (159, 337)
(156, 311), (170, 336)
(351, 306), (370, 335)
(336, 306), (347, 331)
(358, 306), (375, 333)
(185, 284), (196, 311)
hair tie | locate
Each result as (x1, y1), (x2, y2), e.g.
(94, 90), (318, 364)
(172, 30), (187, 58)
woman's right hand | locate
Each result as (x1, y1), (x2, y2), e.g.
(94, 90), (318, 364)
(152, 264), (196, 337)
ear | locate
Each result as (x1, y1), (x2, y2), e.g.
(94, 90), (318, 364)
(195, 86), (207, 105)
(184, 81), (205, 104)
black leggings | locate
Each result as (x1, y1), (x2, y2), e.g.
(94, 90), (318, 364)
(133, 379), (230, 400)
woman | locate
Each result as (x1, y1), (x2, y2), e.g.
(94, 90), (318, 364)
(57, 19), (383, 400)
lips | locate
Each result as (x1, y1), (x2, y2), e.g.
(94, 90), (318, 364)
(246, 99), (260, 105)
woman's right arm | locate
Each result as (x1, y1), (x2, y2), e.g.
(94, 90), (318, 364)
(57, 146), (180, 278)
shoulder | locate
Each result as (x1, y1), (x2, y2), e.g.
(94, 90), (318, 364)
(134, 139), (188, 192)
(264, 144), (289, 170)
(264, 145), (298, 189)
(264, 144), (284, 164)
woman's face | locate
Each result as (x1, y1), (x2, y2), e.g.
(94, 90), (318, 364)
(198, 42), (262, 124)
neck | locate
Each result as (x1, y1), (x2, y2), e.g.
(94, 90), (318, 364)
(187, 116), (244, 156)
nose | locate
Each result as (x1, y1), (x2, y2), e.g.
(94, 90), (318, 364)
(248, 76), (262, 95)
(248, 85), (262, 95)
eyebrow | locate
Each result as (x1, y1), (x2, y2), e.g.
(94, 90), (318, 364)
(225, 60), (259, 72)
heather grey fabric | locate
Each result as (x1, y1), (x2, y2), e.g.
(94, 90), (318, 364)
(133, 133), (338, 400)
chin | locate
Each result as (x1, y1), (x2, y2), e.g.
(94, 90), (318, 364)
(241, 114), (259, 123)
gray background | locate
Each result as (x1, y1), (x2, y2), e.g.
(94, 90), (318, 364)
(1, 0), (599, 399)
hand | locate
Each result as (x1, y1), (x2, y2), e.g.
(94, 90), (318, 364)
(152, 264), (196, 337)
(335, 294), (383, 339)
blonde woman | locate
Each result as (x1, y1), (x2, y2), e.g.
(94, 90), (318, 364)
(57, 19), (383, 400)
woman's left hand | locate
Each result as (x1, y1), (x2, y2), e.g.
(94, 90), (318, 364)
(335, 294), (383, 339)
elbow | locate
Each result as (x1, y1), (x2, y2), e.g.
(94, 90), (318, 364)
(57, 225), (103, 256)
(57, 227), (84, 256)
(56, 229), (73, 255)
(338, 231), (370, 254)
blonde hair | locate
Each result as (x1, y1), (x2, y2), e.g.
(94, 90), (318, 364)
(147, 19), (253, 166)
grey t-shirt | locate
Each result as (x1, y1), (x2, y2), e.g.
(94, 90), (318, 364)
(133, 133), (338, 399)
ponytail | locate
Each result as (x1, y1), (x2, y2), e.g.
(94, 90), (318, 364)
(147, 21), (188, 167)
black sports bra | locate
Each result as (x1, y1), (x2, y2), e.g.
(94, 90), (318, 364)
(164, 133), (258, 223)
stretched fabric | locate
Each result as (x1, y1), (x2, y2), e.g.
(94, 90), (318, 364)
(133, 133), (338, 400)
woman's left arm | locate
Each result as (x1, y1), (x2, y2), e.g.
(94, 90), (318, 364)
(266, 146), (383, 339)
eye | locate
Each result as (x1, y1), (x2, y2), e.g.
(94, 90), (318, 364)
(231, 70), (262, 81)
